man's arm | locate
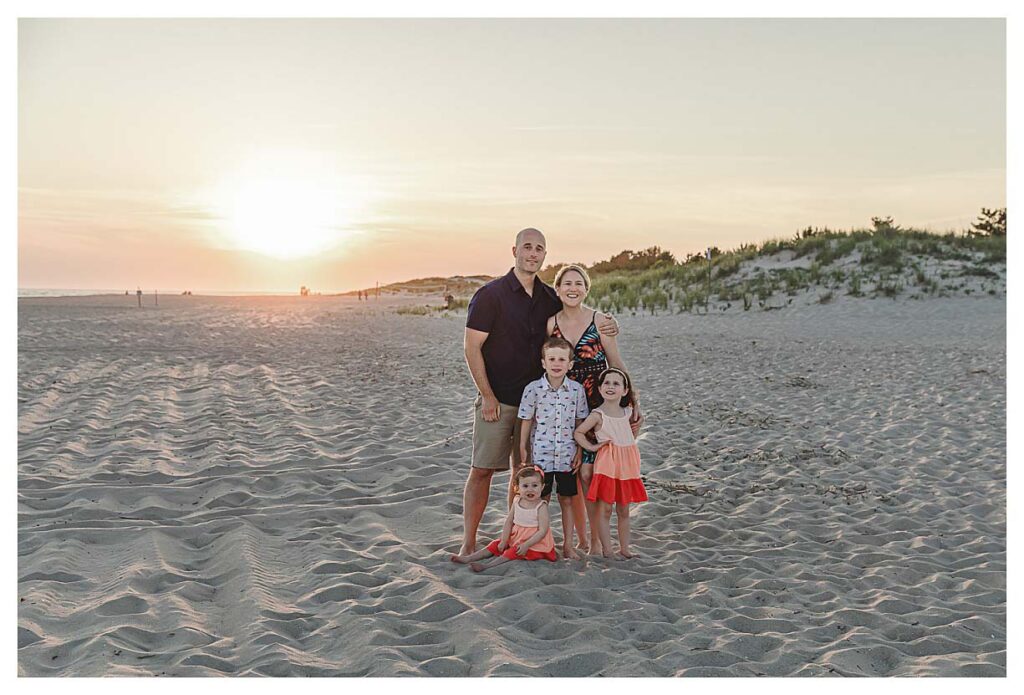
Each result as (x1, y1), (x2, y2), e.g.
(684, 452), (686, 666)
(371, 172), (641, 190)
(465, 327), (500, 422)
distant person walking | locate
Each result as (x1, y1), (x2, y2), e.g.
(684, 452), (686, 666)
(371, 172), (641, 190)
(459, 228), (618, 556)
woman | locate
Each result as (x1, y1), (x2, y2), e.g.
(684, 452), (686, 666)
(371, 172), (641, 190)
(547, 264), (642, 555)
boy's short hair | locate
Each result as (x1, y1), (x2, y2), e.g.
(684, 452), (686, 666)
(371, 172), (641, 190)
(541, 335), (573, 359)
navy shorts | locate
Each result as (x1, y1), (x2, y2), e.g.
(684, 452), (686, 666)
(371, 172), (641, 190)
(541, 471), (578, 498)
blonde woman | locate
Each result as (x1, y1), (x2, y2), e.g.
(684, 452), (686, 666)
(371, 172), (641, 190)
(547, 264), (642, 555)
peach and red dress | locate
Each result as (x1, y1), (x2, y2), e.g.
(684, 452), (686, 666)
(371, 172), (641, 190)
(486, 496), (558, 562)
(586, 406), (648, 505)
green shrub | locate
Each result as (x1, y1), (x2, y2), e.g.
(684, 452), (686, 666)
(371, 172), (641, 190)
(848, 273), (862, 297)
(641, 287), (669, 314)
(875, 275), (902, 298)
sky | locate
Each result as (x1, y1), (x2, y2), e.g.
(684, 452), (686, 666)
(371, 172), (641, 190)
(18, 18), (1006, 293)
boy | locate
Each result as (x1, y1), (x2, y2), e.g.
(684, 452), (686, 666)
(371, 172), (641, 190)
(518, 335), (590, 559)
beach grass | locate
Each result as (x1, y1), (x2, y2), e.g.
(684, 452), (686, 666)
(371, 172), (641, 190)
(389, 214), (1005, 317)
(579, 222), (1004, 314)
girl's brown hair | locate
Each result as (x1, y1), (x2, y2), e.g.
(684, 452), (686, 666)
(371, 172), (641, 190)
(596, 368), (638, 410)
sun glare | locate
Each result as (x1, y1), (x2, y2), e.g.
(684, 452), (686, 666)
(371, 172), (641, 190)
(224, 178), (344, 260)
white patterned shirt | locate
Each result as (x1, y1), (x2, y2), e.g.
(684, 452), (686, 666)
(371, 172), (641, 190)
(517, 374), (590, 473)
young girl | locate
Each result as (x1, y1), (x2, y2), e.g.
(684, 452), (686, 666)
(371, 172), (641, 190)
(450, 467), (558, 572)
(574, 368), (647, 559)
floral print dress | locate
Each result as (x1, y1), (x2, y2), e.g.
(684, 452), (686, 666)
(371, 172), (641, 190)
(552, 310), (608, 465)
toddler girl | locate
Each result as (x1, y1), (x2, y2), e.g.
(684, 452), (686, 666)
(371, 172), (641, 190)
(574, 368), (647, 559)
(450, 466), (558, 572)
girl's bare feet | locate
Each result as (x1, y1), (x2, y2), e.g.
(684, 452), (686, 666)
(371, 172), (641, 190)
(562, 545), (579, 560)
(576, 539), (590, 553)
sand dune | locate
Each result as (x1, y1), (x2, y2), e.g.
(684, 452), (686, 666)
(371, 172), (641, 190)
(18, 293), (1005, 676)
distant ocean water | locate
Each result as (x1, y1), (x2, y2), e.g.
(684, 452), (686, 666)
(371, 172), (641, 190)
(18, 288), (299, 297)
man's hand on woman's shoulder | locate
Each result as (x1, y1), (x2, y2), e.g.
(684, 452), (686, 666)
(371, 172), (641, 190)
(595, 312), (619, 337)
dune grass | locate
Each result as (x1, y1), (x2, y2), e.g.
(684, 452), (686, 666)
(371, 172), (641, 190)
(395, 214), (1005, 317)
(584, 221), (1005, 314)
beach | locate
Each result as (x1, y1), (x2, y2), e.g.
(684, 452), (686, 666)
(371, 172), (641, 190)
(17, 292), (1006, 676)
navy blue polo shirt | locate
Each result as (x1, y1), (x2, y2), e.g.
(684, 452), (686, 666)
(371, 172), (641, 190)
(466, 268), (563, 407)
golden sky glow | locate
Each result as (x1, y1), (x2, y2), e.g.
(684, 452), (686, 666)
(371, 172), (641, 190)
(19, 19), (1006, 292)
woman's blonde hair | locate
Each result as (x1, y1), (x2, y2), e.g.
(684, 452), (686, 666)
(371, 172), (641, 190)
(553, 264), (591, 292)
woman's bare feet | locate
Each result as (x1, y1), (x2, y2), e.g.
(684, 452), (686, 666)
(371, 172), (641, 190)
(617, 549), (634, 560)
(562, 545), (579, 560)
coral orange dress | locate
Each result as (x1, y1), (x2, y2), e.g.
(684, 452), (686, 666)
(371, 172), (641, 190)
(586, 407), (648, 505)
(486, 497), (558, 561)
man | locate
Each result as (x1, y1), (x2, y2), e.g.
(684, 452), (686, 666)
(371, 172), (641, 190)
(459, 228), (619, 555)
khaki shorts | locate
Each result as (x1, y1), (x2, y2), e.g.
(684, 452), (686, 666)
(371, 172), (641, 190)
(471, 394), (524, 470)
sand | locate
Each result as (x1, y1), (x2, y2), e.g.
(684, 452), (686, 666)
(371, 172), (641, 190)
(18, 292), (1005, 676)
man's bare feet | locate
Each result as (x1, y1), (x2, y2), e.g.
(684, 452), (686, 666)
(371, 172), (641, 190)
(617, 549), (634, 559)
(470, 562), (487, 573)
(562, 546), (579, 560)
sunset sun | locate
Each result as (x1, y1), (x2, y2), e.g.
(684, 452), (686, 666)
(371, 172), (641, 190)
(224, 178), (345, 260)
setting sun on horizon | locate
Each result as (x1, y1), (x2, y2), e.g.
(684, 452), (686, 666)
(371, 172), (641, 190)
(18, 18), (1005, 294)
(206, 149), (368, 262)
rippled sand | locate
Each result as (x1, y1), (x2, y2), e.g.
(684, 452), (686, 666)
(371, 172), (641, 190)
(18, 293), (1005, 676)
